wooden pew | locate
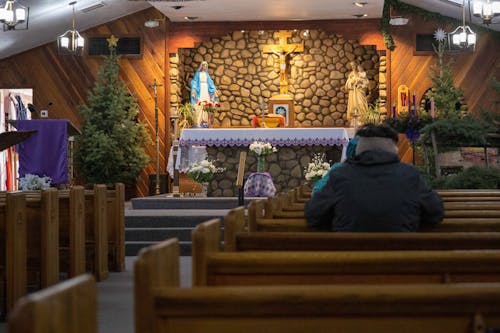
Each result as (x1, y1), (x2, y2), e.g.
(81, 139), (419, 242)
(0, 192), (27, 318)
(224, 208), (500, 252)
(134, 235), (500, 333)
(293, 187), (500, 203)
(134, 238), (179, 333)
(248, 197), (500, 233)
(57, 186), (86, 278)
(7, 274), (97, 333)
(1, 189), (60, 291)
(194, 219), (500, 287)
(84, 184), (108, 281)
(150, 284), (500, 333)
(106, 183), (125, 272)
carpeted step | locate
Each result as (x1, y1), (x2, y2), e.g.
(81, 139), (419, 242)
(130, 196), (258, 210)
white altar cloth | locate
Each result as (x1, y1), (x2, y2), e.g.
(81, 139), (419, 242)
(167, 128), (350, 177)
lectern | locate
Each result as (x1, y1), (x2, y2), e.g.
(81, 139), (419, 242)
(14, 119), (80, 185)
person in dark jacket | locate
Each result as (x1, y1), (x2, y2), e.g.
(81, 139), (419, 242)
(305, 124), (444, 232)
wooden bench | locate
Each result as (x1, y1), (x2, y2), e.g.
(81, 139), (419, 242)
(248, 198), (500, 233)
(7, 274), (97, 333)
(0, 189), (60, 292)
(84, 184), (108, 281)
(224, 207), (500, 252)
(134, 238), (180, 333)
(293, 187), (500, 203)
(150, 284), (500, 333)
(0, 192), (27, 318)
(194, 219), (500, 287)
(134, 236), (500, 333)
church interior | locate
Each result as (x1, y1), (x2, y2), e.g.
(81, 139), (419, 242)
(1, 0), (500, 332)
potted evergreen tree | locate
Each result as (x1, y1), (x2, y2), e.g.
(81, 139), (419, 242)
(75, 36), (150, 191)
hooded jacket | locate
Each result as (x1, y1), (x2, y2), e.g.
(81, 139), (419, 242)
(305, 149), (444, 232)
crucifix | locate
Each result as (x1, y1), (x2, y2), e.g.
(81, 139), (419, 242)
(262, 30), (304, 95)
(149, 78), (163, 195)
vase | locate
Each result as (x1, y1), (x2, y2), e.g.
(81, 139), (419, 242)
(257, 155), (266, 173)
(200, 182), (209, 197)
(208, 113), (214, 128)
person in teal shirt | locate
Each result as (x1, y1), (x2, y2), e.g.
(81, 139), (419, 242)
(312, 137), (358, 194)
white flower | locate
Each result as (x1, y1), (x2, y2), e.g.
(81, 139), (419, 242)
(19, 174), (52, 190)
(187, 159), (225, 183)
(304, 153), (331, 181)
(249, 141), (277, 156)
(434, 28), (447, 42)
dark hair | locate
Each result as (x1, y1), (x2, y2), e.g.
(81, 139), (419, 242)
(355, 124), (398, 144)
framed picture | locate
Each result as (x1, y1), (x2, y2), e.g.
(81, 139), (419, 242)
(273, 103), (289, 124)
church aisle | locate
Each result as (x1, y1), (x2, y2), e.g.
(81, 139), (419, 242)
(0, 256), (193, 333)
(98, 256), (192, 333)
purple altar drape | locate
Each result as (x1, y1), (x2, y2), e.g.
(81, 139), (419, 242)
(16, 119), (68, 184)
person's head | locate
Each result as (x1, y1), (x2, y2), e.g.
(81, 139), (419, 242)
(349, 61), (358, 72)
(357, 64), (364, 73)
(199, 61), (208, 71)
(355, 124), (399, 156)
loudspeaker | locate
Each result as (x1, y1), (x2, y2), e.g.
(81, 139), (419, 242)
(148, 174), (169, 196)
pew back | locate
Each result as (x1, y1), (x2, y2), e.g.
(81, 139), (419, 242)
(194, 219), (500, 287)
(7, 274), (97, 333)
(134, 238), (180, 333)
(152, 284), (500, 333)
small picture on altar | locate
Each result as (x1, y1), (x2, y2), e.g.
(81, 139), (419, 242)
(273, 104), (289, 124)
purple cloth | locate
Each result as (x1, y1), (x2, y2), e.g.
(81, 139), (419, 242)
(244, 172), (276, 197)
(16, 120), (68, 184)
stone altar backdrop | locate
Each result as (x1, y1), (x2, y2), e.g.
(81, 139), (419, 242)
(170, 29), (386, 128)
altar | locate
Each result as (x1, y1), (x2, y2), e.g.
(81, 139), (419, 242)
(169, 128), (349, 196)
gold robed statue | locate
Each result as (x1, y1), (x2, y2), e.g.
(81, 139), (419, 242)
(345, 61), (369, 127)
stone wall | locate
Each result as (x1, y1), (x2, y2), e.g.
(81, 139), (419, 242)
(170, 29), (385, 127)
(206, 145), (343, 197)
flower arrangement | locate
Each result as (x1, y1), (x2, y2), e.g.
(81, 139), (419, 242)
(304, 153), (331, 183)
(19, 173), (52, 190)
(198, 100), (221, 113)
(249, 141), (277, 156)
(187, 159), (225, 183)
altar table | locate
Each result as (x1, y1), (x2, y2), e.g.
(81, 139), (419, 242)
(173, 128), (350, 172)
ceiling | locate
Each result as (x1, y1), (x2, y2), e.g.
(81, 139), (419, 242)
(0, 0), (498, 60)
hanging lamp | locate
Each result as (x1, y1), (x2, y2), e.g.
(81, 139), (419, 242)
(472, 0), (500, 25)
(0, 0), (29, 31)
(57, 1), (85, 55)
(449, 0), (476, 50)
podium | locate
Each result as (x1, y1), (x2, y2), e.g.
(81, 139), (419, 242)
(13, 120), (80, 185)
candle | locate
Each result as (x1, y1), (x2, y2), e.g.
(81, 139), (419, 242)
(430, 97), (435, 119)
(392, 103), (396, 119)
(411, 91), (417, 117)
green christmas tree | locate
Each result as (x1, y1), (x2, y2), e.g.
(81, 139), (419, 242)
(75, 36), (150, 187)
(428, 30), (464, 120)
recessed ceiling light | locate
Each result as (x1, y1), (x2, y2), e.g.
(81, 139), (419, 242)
(353, 14), (368, 18)
(184, 16), (198, 21)
(354, 2), (367, 7)
(171, 5), (184, 10)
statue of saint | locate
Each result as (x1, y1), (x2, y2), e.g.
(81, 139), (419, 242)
(190, 61), (218, 127)
(345, 61), (369, 126)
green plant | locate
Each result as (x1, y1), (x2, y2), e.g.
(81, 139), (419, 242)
(75, 37), (150, 187)
(360, 99), (384, 125)
(177, 102), (195, 128)
(420, 117), (494, 148)
(430, 166), (500, 189)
